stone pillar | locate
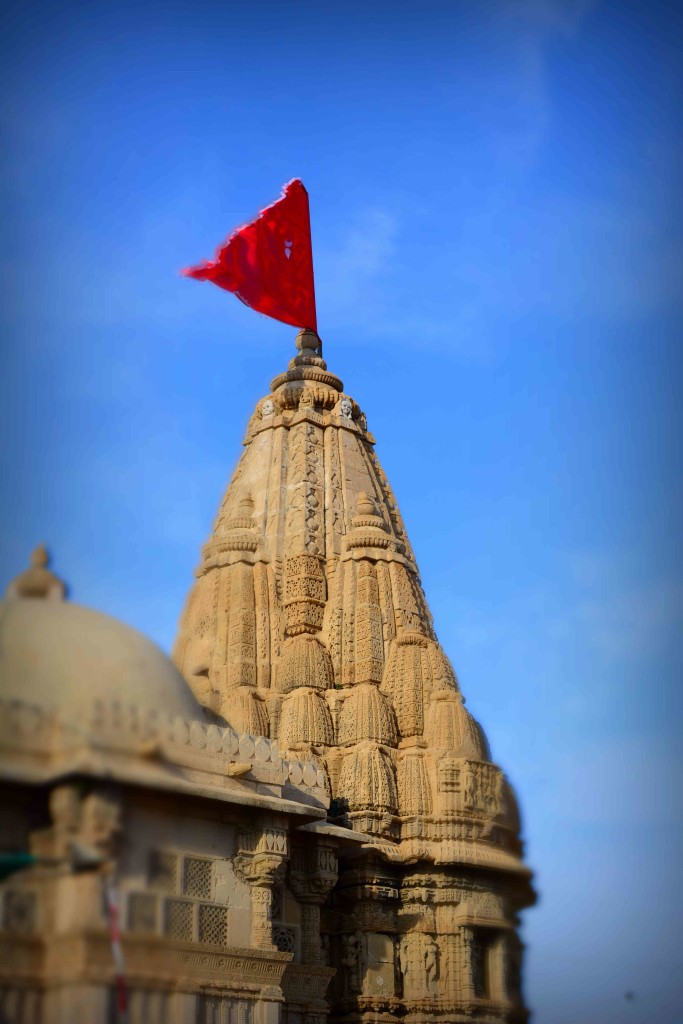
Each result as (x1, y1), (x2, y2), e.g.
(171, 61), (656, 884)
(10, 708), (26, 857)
(289, 841), (338, 965)
(300, 902), (323, 964)
(251, 883), (277, 948)
(461, 928), (475, 1001)
(234, 824), (289, 950)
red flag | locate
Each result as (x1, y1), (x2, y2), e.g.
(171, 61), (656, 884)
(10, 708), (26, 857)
(182, 179), (317, 332)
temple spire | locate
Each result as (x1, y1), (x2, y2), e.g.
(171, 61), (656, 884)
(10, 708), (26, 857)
(172, 332), (534, 1019)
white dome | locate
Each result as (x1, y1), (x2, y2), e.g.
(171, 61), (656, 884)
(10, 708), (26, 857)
(0, 598), (201, 720)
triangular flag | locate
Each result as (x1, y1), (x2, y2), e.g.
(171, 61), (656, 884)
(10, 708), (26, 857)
(182, 179), (317, 331)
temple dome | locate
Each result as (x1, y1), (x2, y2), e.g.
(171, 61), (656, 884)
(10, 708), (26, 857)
(0, 597), (201, 720)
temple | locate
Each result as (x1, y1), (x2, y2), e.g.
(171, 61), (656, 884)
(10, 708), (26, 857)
(0, 329), (534, 1024)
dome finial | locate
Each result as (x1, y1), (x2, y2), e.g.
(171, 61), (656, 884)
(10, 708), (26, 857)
(31, 543), (49, 569)
(295, 327), (322, 359)
(289, 328), (326, 371)
(5, 544), (67, 601)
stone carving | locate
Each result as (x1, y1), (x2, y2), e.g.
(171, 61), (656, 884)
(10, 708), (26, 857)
(398, 933), (439, 999)
(288, 843), (338, 964)
(341, 932), (364, 993)
(424, 935), (439, 993)
(233, 828), (289, 949)
(338, 743), (398, 817)
(283, 554), (327, 636)
(220, 686), (269, 736)
(426, 691), (487, 759)
(352, 561), (385, 682)
(397, 753), (432, 817)
(278, 688), (334, 749)
(261, 399), (274, 418)
(339, 398), (353, 420)
(276, 634), (333, 693)
(337, 684), (397, 747)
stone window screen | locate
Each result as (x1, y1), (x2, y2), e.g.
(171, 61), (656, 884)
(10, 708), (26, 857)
(165, 898), (194, 941)
(273, 925), (296, 955)
(183, 856), (213, 899)
(198, 903), (228, 947)
(127, 893), (158, 934)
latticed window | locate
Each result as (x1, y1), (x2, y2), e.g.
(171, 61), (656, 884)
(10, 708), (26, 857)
(183, 856), (213, 899)
(165, 899), (193, 941)
(149, 850), (178, 892)
(127, 893), (158, 934)
(273, 925), (296, 954)
(198, 904), (228, 946)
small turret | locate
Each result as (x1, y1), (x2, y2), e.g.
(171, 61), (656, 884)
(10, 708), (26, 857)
(4, 545), (66, 601)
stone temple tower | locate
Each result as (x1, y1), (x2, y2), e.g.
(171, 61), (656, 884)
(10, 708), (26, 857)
(173, 329), (535, 1024)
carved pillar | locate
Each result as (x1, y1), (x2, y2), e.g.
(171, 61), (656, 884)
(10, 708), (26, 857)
(460, 928), (475, 1002)
(300, 903), (323, 964)
(251, 883), (277, 948)
(234, 825), (289, 950)
(289, 841), (338, 965)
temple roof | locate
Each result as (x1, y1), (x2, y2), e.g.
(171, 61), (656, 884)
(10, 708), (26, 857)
(173, 330), (528, 873)
(1, 549), (201, 720)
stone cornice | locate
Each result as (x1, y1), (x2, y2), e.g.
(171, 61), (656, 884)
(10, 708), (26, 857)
(0, 931), (292, 991)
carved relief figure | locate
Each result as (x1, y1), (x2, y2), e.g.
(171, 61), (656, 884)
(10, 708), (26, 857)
(341, 931), (363, 993)
(399, 933), (439, 999)
(424, 935), (439, 994)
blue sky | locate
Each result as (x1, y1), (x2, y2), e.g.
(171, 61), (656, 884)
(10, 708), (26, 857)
(2, 0), (682, 1019)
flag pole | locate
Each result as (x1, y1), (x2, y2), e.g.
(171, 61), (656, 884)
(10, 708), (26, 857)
(103, 874), (129, 1024)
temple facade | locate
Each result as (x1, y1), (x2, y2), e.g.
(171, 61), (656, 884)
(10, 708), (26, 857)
(0, 329), (534, 1024)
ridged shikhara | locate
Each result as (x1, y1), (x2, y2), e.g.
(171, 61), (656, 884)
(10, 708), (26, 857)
(174, 328), (535, 1022)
